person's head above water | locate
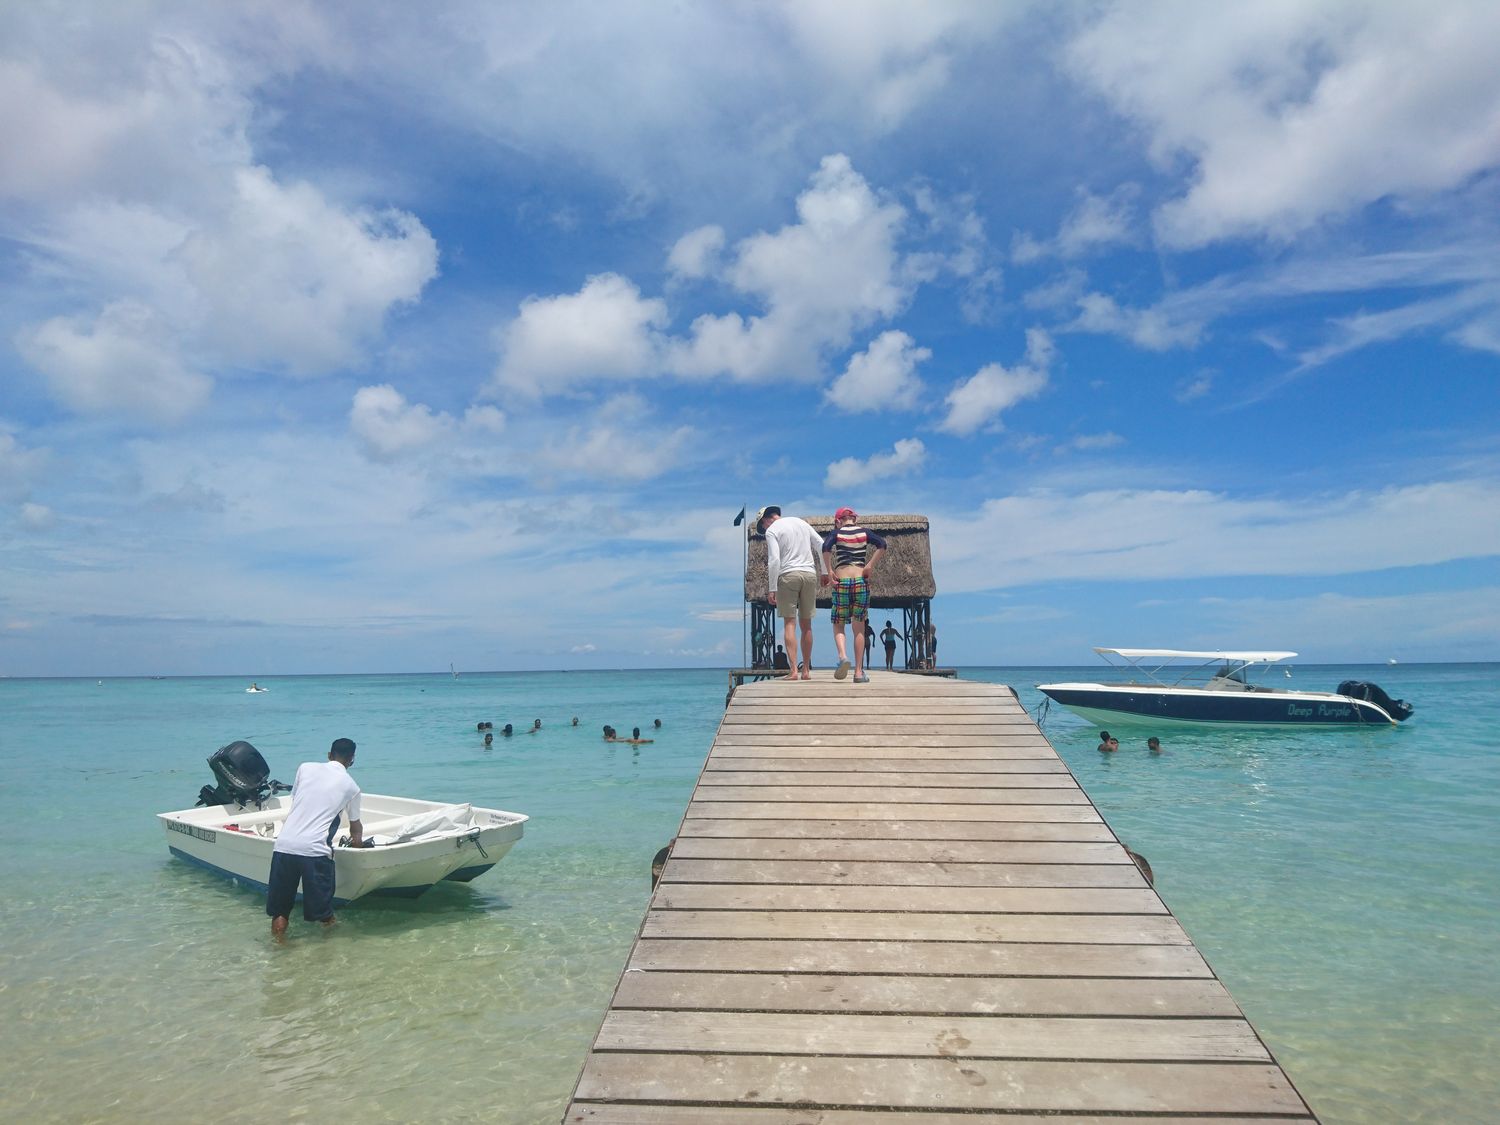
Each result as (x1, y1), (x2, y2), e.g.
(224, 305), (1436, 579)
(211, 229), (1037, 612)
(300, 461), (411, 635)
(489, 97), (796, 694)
(632, 727), (640, 739)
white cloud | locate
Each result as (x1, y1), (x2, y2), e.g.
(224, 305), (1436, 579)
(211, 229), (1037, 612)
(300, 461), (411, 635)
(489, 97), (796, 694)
(670, 154), (911, 382)
(1068, 292), (1205, 351)
(1066, 2), (1500, 246)
(181, 167), (438, 374)
(939, 327), (1053, 436)
(667, 225), (725, 280)
(826, 330), (929, 412)
(493, 273), (669, 395)
(17, 301), (211, 425)
(935, 477), (1500, 592)
(1056, 431), (1124, 454)
(825, 437), (926, 489)
(533, 422), (695, 483)
(350, 386), (507, 464)
(19, 502), (54, 530)
(4, 30), (439, 420)
(0, 432), (49, 500)
(1013, 187), (1140, 262)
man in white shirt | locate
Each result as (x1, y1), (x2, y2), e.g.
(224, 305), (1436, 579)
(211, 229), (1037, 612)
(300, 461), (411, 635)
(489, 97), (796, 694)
(757, 505), (828, 680)
(266, 737), (364, 938)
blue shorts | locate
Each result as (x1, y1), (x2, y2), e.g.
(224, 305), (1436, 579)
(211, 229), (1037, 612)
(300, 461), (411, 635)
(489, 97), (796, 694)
(266, 851), (337, 922)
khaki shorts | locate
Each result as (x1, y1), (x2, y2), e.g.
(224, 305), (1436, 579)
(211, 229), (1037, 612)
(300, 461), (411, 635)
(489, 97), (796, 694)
(776, 570), (819, 620)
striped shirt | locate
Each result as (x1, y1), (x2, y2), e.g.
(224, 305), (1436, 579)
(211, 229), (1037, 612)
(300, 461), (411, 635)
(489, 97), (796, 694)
(822, 525), (887, 569)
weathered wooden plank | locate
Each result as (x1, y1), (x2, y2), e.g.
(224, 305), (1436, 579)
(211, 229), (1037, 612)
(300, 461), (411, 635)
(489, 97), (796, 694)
(660, 858), (1144, 888)
(628, 938), (1210, 977)
(684, 801), (1103, 822)
(677, 818), (1119, 842)
(707, 756), (1070, 773)
(572, 1055), (1310, 1115)
(652, 883), (1165, 913)
(641, 909), (1187, 944)
(610, 971), (1243, 1017)
(594, 1010), (1270, 1061)
(720, 723), (1038, 732)
(709, 737), (1053, 750)
(567, 1107), (1311, 1125)
(668, 838), (1130, 864)
(698, 770), (1080, 788)
(690, 784), (1092, 805)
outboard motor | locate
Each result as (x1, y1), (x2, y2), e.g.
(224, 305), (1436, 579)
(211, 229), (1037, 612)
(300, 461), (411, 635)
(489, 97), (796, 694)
(195, 740), (288, 807)
(1337, 681), (1415, 722)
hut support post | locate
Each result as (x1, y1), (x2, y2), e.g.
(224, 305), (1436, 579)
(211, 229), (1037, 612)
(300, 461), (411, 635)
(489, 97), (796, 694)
(902, 599), (933, 668)
(750, 602), (777, 669)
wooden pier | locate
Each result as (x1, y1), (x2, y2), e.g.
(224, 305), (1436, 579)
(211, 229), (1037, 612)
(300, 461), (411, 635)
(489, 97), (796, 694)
(565, 672), (1318, 1122)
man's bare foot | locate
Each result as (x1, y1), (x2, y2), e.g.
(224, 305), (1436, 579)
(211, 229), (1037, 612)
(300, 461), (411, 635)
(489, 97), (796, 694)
(800, 672), (812, 680)
(271, 915), (288, 941)
(321, 915), (338, 928)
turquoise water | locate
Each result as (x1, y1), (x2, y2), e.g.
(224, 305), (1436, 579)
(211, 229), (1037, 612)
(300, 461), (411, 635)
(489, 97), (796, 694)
(0, 665), (1495, 1123)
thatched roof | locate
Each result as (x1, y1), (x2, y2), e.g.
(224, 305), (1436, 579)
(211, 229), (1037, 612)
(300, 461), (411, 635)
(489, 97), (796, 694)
(745, 513), (935, 607)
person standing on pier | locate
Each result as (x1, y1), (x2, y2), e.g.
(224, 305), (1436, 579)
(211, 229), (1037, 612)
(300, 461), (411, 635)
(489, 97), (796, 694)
(822, 507), (886, 683)
(880, 619), (901, 671)
(758, 505), (828, 681)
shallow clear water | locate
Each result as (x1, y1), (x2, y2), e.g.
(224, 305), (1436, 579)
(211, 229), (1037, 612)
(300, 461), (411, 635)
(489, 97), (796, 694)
(0, 665), (1494, 1123)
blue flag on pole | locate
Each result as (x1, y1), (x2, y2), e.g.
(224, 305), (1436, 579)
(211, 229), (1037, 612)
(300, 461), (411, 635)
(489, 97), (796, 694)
(733, 506), (746, 526)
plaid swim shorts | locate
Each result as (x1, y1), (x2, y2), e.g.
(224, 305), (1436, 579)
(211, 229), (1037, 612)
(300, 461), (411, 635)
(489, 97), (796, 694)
(831, 576), (870, 625)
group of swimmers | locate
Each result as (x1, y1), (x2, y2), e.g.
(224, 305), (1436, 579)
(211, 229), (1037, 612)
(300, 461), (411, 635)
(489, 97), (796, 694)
(603, 719), (661, 744)
(475, 717), (661, 745)
(1098, 730), (1163, 754)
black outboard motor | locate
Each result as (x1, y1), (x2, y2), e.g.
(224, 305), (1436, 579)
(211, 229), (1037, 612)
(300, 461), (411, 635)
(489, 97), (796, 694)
(1337, 681), (1415, 722)
(195, 740), (288, 807)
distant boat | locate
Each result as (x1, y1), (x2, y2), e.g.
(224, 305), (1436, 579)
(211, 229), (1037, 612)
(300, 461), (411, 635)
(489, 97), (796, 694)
(1388, 658), (1398, 665)
(246, 683), (268, 693)
(1038, 648), (1414, 727)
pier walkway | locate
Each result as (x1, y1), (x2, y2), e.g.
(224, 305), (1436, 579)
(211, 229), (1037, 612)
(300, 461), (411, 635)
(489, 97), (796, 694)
(565, 672), (1317, 1122)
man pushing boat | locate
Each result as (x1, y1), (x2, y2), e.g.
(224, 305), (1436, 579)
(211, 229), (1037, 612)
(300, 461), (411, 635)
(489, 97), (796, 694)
(266, 737), (364, 939)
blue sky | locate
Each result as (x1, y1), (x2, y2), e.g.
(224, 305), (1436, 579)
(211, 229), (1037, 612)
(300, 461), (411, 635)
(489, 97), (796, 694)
(2, 1), (1498, 677)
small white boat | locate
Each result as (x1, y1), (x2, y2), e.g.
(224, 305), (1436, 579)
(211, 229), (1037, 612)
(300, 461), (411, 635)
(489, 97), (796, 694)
(246, 684), (268, 693)
(1038, 648), (1414, 728)
(160, 742), (527, 903)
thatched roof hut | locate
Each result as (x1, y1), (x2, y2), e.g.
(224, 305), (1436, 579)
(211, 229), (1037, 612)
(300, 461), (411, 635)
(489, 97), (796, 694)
(745, 513), (935, 609)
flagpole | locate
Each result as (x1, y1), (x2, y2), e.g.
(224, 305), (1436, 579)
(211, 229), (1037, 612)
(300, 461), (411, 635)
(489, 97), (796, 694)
(741, 501), (748, 668)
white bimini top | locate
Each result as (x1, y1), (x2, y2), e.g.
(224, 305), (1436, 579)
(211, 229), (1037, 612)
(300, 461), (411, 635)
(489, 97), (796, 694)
(1098, 648), (1297, 663)
(273, 760), (363, 858)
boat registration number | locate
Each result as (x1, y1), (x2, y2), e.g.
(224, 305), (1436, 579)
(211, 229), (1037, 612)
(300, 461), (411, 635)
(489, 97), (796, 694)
(167, 820), (217, 843)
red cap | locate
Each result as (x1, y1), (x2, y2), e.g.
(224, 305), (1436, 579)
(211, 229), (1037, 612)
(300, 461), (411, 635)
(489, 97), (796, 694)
(834, 507), (856, 521)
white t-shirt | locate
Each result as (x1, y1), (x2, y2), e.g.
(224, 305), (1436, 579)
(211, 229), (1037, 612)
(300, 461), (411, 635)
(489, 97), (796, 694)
(274, 760), (362, 858)
(764, 515), (824, 594)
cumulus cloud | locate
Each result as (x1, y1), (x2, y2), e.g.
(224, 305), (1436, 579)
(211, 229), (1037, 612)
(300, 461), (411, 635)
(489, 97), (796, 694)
(667, 225), (725, 280)
(670, 154), (911, 382)
(1065, 2), (1500, 246)
(493, 273), (669, 395)
(181, 167), (438, 374)
(1068, 292), (1205, 351)
(826, 330), (929, 412)
(5, 27), (438, 422)
(17, 301), (212, 425)
(939, 327), (1053, 436)
(1013, 187), (1140, 262)
(350, 385), (506, 463)
(825, 436), (926, 489)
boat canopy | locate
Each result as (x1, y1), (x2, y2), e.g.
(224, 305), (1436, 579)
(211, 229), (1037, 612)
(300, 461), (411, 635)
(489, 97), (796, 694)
(1096, 648), (1298, 663)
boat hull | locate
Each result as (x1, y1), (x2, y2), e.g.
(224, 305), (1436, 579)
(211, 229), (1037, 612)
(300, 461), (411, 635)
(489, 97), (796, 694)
(159, 793), (526, 905)
(1037, 683), (1398, 728)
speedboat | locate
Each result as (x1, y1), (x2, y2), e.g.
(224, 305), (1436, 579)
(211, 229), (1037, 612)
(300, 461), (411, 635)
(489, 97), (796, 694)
(1038, 648), (1413, 728)
(160, 741), (527, 903)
